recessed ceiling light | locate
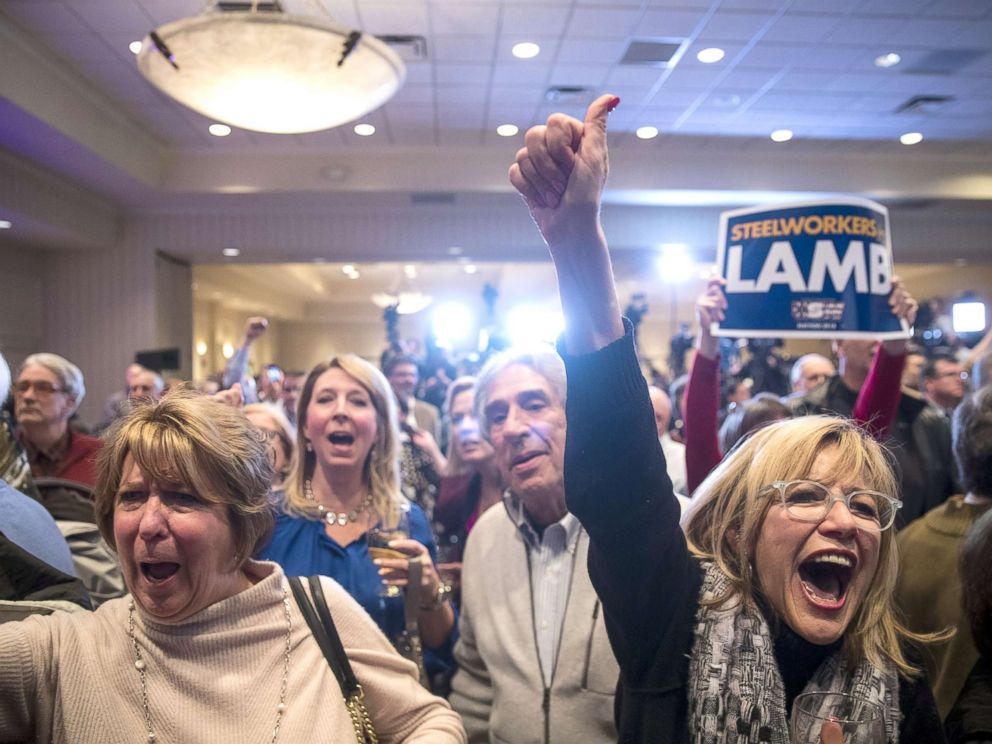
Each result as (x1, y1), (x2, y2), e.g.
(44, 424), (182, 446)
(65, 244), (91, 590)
(347, 271), (360, 279)
(636, 126), (659, 140)
(770, 129), (793, 142)
(900, 131), (923, 145)
(342, 264), (356, 274)
(512, 42), (540, 59)
(222, 247), (240, 257)
(129, 40), (143, 55)
(208, 123), (232, 137)
(464, 264), (478, 274)
(354, 123), (376, 136)
(696, 47), (725, 64)
(496, 124), (519, 137)
(0, 220), (11, 229)
(404, 264), (417, 279)
(874, 52), (901, 68)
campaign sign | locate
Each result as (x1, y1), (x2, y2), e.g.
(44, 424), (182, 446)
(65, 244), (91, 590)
(714, 198), (910, 340)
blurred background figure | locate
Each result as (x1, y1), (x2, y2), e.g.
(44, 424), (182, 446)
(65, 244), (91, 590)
(789, 353), (836, 396)
(923, 353), (968, 416)
(126, 368), (164, 403)
(280, 370), (306, 426)
(384, 353), (442, 442)
(648, 385), (687, 497)
(244, 402), (296, 493)
(944, 507), (992, 743)
(897, 385), (992, 719)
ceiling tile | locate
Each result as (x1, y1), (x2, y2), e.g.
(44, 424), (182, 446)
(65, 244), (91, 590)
(922, 0), (992, 19)
(434, 63), (492, 85)
(136, 0), (205, 26)
(555, 37), (629, 64)
(389, 84), (436, 107)
(698, 11), (777, 42)
(432, 34), (497, 63)
(635, 9), (707, 39)
(430, 3), (499, 35)
(548, 63), (610, 88)
(567, 8), (642, 38)
(356, 2), (429, 35)
(500, 5), (571, 35)
(488, 85), (546, 106)
(884, 18), (969, 47)
(854, 0), (931, 16)
(824, 17), (908, 44)
(604, 65), (666, 88)
(74, 0), (152, 33)
(491, 61), (551, 85)
(402, 63), (434, 86)
(761, 12), (843, 44)
(3, 0), (92, 35)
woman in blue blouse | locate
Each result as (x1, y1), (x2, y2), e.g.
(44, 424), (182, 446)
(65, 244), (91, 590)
(259, 354), (455, 658)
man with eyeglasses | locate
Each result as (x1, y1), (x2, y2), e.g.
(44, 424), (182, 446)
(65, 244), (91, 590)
(14, 353), (102, 487)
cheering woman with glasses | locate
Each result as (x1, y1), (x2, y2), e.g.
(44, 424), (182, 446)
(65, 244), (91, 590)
(510, 93), (946, 741)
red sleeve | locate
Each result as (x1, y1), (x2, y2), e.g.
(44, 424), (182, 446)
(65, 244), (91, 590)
(684, 352), (722, 496)
(853, 346), (906, 441)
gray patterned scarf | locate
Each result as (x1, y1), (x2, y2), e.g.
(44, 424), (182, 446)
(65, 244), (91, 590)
(687, 561), (899, 743)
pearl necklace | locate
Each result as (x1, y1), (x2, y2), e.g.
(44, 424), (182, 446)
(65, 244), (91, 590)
(304, 479), (374, 527)
(127, 586), (293, 743)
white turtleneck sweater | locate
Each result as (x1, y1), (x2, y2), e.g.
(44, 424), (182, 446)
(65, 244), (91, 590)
(0, 561), (465, 744)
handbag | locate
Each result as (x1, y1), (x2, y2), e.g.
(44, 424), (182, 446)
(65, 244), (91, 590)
(288, 576), (378, 744)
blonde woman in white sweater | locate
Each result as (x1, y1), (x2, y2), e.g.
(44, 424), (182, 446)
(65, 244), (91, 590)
(0, 391), (465, 744)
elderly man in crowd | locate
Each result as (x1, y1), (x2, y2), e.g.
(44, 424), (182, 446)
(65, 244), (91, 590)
(14, 353), (101, 487)
(896, 385), (992, 719)
(449, 346), (618, 744)
(922, 353), (967, 416)
(126, 367), (164, 403)
(789, 337), (956, 527)
(788, 353), (835, 395)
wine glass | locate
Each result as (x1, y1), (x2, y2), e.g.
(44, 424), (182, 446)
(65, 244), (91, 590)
(367, 501), (412, 598)
(790, 691), (885, 744)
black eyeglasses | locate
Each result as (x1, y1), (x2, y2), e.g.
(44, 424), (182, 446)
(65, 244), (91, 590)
(14, 380), (65, 396)
(762, 480), (902, 532)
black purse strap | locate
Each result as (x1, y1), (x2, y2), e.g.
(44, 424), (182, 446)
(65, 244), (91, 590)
(287, 575), (359, 697)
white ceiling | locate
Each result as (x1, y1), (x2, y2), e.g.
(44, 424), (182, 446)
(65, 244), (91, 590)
(1, 0), (992, 262)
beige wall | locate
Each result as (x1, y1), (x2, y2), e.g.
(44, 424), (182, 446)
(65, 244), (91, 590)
(0, 244), (45, 369)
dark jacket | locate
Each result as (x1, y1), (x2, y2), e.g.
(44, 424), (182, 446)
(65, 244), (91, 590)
(787, 376), (956, 528)
(945, 656), (992, 744)
(561, 324), (945, 743)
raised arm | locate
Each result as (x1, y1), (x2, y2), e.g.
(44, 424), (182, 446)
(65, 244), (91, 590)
(852, 276), (917, 440)
(509, 95), (701, 679)
(684, 278), (727, 494)
(508, 94), (624, 354)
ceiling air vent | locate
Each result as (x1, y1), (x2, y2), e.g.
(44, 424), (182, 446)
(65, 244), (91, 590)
(379, 35), (429, 62)
(411, 192), (456, 205)
(903, 49), (985, 75)
(217, 1), (284, 11)
(545, 86), (593, 104)
(895, 95), (954, 115)
(620, 38), (686, 67)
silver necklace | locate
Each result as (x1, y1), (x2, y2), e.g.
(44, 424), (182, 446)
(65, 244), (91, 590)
(304, 478), (374, 527)
(127, 586), (293, 743)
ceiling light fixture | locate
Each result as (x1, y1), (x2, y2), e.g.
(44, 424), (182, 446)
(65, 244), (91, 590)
(135, 2), (405, 134)
(696, 47), (725, 64)
(900, 131), (923, 145)
(371, 292), (433, 315)
(512, 42), (541, 59)
(222, 247), (240, 257)
(209, 123), (232, 136)
(636, 126), (659, 139)
(496, 124), (519, 137)
(0, 220), (12, 229)
(354, 123), (376, 136)
(464, 264), (477, 274)
(129, 41), (143, 54)
(874, 52), (901, 68)
(770, 129), (793, 142)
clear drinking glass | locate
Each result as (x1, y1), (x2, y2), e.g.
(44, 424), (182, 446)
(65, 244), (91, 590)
(367, 501), (412, 598)
(790, 692), (885, 744)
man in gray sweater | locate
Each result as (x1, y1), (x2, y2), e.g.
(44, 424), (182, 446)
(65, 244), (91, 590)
(449, 346), (618, 744)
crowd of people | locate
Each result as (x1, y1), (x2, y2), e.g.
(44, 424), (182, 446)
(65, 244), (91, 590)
(1, 94), (992, 743)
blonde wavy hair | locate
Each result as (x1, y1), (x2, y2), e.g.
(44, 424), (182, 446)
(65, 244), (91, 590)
(93, 389), (275, 563)
(683, 414), (928, 677)
(282, 355), (404, 527)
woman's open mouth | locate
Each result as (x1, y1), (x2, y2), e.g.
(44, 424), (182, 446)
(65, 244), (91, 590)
(797, 552), (854, 610)
(328, 432), (355, 446)
(140, 561), (180, 584)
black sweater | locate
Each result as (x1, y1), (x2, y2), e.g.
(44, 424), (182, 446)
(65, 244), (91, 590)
(559, 323), (945, 743)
